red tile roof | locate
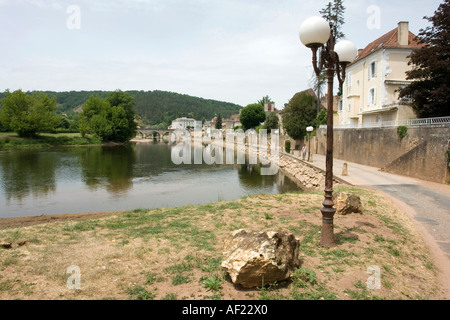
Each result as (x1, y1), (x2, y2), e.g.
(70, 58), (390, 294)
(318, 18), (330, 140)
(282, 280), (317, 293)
(351, 27), (424, 64)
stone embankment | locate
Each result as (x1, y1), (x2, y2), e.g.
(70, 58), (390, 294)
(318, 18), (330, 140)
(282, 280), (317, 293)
(202, 133), (346, 191)
(241, 140), (345, 191)
(274, 153), (345, 191)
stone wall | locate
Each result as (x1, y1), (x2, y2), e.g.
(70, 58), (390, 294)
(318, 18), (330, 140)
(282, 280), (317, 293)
(381, 136), (450, 183)
(276, 153), (344, 191)
(316, 125), (450, 183)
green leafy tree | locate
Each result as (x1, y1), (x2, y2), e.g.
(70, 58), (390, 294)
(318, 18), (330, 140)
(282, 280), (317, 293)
(215, 113), (223, 129)
(316, 108), (328, 128)
(399, 0), (450, 118)
(78, 91), (137, 143)
(107, 90), (138, 141)
(257, 95), (274, 107)
(282, 92), (317, 143)
(57, 117), (71, 130)
(0, 89), (60, 138)
(78, 96), (112, 140)
(264, 112), (279, 131)
(240, 103), (266, 131)
(0, 119), (5, 132)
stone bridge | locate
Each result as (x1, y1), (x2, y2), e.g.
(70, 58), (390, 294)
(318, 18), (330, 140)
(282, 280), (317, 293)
(138, 129), (175, 139)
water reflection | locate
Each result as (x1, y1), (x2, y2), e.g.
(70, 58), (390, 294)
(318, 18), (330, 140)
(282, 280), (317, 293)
(75, 145), (136, 195)
(237, 164), (299, 193)
(0, 150), (58, 202)
(0, 142), (301, 218)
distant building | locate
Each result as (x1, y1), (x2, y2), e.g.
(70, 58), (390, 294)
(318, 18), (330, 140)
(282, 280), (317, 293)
(209, 113), (242, 130)
(319, 94), (341, 126)
(264, 102), (280, 115)
(340, 21), (424, 127)
(170, 117), (202, 130)
(263, 102), (284, 135)
(229, 113), (241, 123)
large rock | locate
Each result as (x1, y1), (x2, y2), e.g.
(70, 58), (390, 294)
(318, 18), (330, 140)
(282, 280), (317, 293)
(333, 192), (363, 215)
(221, 229), (301, 288)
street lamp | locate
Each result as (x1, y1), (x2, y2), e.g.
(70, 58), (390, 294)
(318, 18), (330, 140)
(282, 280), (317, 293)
(299, 16), (357, 246)
(306, 126), (314, 162)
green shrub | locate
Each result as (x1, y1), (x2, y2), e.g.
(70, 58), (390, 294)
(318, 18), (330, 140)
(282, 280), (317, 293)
(285, 140), (291, 154)
(397, 126), (408, 139)
(255, 124), (264, 133)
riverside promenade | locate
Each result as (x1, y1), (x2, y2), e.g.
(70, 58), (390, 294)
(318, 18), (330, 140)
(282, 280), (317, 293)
(297, 152), (450, 298)
(307, 153), (450, 258)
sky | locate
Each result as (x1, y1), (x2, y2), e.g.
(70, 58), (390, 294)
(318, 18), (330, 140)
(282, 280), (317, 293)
(0, 0), (444, 109)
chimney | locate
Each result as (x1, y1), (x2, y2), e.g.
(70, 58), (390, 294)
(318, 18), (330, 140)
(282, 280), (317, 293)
(398, 21), (409, 46)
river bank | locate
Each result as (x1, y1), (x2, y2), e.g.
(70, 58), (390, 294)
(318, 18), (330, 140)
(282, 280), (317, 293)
(0, 188), (445, 300)
(0, 132), (102, 148)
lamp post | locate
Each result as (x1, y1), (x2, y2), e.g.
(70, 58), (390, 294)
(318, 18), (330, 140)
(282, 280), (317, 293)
(306, 126), (314, 162)
(299, 16), (357, 247)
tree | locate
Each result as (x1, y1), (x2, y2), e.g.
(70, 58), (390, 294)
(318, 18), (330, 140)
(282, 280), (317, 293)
(320, 0), (346, 40)
(398, 0), (450, 118)
(240, 103), (266, 131)
(0, 89), (60, 138)
(264, 112), (279, 131)
(312, 1), (346, 114)
(107, 90), (137, 141)
(316, 108), (328, 128)
(57, 117), (71, 130)
(282, 91), (317, 144)
(215, 113), (223, 129)
(78, 96), (112, 140)
(257, 95), (274, 107)
(78, 91), (138, 143)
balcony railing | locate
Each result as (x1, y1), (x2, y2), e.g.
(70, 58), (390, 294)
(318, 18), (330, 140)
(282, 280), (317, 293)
(319, 116), (450, 129)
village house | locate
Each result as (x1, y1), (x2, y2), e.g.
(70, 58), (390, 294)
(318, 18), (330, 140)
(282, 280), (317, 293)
(169, 117), (202, 130)
(339, 21), (424, 127)
(263, 102), (285, 135)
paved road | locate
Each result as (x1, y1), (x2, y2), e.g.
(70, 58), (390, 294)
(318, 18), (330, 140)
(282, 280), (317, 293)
(308, 153), (450, 259)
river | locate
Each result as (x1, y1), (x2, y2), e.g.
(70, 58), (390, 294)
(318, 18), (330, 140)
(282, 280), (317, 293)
(0, 141), (301, 218)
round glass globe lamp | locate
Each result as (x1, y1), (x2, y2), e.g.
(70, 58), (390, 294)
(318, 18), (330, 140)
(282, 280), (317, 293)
(334, 40), (358, 64)
(299, 16), (331, 48)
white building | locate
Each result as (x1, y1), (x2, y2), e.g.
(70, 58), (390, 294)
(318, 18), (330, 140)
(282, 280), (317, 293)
(170, 117), (202, 130)
(339, 21), (423, 127)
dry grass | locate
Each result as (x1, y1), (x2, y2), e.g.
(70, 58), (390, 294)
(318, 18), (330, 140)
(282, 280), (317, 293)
(0, 186), (441, 300)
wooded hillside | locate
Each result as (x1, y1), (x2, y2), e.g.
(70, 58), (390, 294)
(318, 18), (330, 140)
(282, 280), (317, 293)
(0, 90), (243, 127)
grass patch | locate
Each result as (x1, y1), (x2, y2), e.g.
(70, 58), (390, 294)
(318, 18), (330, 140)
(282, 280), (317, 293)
(344, 281), (383, 300)
(171, 274), (192, 286)
(126, 285), (156, 300)
(200, 275), (222, 292)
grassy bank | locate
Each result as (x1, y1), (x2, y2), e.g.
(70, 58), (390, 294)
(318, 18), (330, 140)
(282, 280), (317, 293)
(0, 186), (441, 300)
(0, 132), (101, 148)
